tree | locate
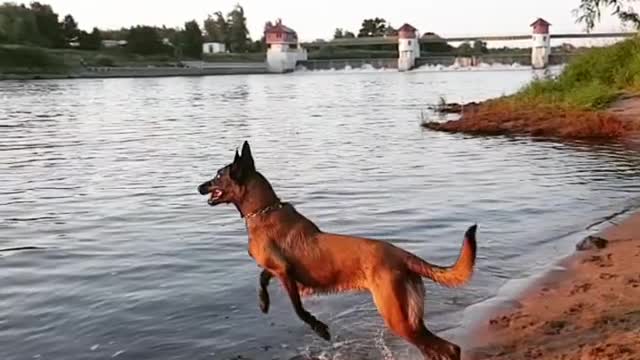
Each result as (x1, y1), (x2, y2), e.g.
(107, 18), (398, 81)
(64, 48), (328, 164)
(344, 30), (356, 38)
(384, 24), (397, 37)
(0, 3), (41, 44)
(473, 40), (488, 54)
(62, 14), (79, 45)
(181, 20), (203, 58)
(575, 0), (640, 31)
(248, 37), (266, 52)
(227, 4), (249, 52)
(78, 27), (102, 50)
(358, 17), (387, 37)
(333, 28), (344, 39)
(29, 2), (64, 47)
(126, 26), (165, 55)
(456, 42), (473, 56)
(204, 11), (227, 43)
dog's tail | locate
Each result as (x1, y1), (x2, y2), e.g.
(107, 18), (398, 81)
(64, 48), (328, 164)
(403, 224), (477, 287)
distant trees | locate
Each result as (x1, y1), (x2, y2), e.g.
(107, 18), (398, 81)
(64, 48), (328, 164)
(30, 2), (64, 47)
(473, 40), (488, 54)
(333, 28), (356, 39)
(181, 20), (203, 57)
(202, 4), (252, 52)
(0, 3), (41, 44)
(0, 2), (65, 47)
(78, 28), (102, 50)
(126, 26), (165, 55)
(226, 4), (250, 52)
(204, 11), (227, 44)
(358, 17), (388, 37)
(575, 0), (640, 31)
(455, 41), (488, 56)
(62, 14), (79, 44)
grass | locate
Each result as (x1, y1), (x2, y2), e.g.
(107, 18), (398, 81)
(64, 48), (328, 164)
(509, 36), (640, 110)
(0, 45), (68, 74)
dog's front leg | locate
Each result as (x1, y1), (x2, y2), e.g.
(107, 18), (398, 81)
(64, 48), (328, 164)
(258, 269), (272, 314)
(279, 273), (331, 341)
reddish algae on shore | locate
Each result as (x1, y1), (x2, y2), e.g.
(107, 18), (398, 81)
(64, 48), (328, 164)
(423, 96), (640, 140)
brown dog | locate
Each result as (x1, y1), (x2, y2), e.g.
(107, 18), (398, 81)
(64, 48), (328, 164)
(198, 141), (477, 360)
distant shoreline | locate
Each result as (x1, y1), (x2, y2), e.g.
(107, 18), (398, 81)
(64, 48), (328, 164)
(0, 64), (268, 81)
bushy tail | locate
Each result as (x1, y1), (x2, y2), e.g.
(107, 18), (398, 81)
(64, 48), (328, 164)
(404, 224), (477, 287)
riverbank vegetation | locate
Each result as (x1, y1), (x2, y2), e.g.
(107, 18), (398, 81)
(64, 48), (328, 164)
(423, 0), (640, 139)
(423, 36), (640, 138)
(513, 36), (640, 110)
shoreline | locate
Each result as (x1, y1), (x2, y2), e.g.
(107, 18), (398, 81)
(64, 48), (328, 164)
(461, 209), (640, 360)
(0, 63), (268, 81)
(423, 92), (640, 140)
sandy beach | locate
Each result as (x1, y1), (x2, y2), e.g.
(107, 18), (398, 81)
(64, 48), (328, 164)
(462, 210), (640, 360)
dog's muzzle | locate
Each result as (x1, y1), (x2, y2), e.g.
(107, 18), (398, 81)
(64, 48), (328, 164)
(198, 181), (211, 195)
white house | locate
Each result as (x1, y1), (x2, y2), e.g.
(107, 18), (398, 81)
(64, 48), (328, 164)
(202, 42), (226, 54)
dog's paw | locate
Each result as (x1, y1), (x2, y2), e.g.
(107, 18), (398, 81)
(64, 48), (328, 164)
(312, 321), (331, 341)
(258, 290), (270, 314)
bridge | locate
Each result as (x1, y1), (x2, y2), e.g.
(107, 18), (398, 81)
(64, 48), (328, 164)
(301, 32), (636, 48)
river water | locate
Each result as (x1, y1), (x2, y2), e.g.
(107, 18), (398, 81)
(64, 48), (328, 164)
(1, 67), (640, 360)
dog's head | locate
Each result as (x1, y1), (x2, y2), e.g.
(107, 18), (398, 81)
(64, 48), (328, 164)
(198, 141), (256, 206)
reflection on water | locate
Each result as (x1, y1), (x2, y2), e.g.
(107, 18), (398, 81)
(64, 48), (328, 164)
(1, 69), (639, 360)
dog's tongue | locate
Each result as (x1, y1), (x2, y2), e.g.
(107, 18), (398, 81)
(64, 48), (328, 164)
(212, 189), (223, 199)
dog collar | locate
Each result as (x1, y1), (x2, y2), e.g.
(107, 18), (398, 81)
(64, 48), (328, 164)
(243, 202), (285, 219)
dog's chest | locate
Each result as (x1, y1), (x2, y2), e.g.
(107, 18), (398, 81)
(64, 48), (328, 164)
(246, 233), (268, 265)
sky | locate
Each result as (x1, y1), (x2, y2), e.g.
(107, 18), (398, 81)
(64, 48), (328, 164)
(45, 0), (630, 44)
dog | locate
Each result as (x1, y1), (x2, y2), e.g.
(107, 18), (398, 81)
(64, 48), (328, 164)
(198, 141), (477, 360)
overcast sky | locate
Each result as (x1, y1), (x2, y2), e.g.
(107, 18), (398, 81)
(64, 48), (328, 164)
(46, 0), (628, 42)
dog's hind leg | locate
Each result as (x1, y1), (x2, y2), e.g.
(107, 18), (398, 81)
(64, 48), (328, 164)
(258, 269), (272, 314)
(279, 273), (331, 341)
(371, 273), (460, 360)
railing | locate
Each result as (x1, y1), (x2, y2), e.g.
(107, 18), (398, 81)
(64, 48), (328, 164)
(301, 32), (636, 47)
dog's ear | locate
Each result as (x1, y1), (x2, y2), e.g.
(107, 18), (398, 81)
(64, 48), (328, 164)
(230, 142), (255, 182)
(233, 149), (241, 165)
(240, 141), (255, 172)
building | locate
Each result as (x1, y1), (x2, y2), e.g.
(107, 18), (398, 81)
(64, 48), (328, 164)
(264, 19), (307, 73)
(397, 23), (420, 71)
(101, 39), (128, 48)
(202, 42), (226, 54)
(531, 18), (551, 69)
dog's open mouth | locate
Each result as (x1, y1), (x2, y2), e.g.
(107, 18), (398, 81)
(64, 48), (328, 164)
(208, 189), (224, 205)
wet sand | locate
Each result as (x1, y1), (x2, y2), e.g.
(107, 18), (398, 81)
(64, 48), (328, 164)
(463, 211), (640, 360)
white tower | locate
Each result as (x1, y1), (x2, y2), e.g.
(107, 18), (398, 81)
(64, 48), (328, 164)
(264, 19), (307, 73)
(531, 18), (551, 69)
(398, 23), (420, 72)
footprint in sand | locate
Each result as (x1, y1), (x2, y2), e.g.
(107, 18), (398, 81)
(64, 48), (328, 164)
(599, 273), (619, 280)
(543, 320), (568, 335)
(625, 276), (640, 288)
(564, 302), (586, 315)
(570, 282), (593, 295)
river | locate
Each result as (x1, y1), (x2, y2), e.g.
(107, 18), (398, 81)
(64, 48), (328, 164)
(1, 67), (640, 360)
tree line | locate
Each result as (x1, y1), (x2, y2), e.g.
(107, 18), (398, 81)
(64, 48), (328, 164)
(0, 2), (259, 58)
(0, 2), (101, 49)
(1, 1), (637, 59)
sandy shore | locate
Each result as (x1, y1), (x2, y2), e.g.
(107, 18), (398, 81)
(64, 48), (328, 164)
(462, 211), (640, 360)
